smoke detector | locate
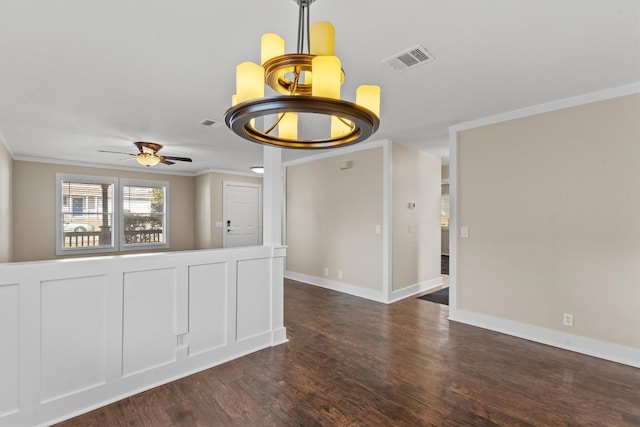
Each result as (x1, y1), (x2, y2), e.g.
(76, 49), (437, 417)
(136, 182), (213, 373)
(382, 44), (435, 72)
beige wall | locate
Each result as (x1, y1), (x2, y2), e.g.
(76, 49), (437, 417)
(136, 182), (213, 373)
(457, 93), (640, 348)
(0, 138), (12, 262)
(12, 161), (195, 262)
(287, 148), (384, 290)
(194, 172), (263, 249)
(392, 143), (441, 290)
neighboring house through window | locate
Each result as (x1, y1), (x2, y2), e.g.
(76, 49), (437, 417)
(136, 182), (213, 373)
(56, 174), (169, 255)
(121, 180), (168, 249)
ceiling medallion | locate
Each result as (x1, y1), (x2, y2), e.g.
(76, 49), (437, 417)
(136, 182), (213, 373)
(224, 0), (380, 149)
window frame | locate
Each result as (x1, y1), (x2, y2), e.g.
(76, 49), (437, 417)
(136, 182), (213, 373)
(56, 174), (118, 256)
(119, 178), (170, 251)
(56, 174), (170, 256)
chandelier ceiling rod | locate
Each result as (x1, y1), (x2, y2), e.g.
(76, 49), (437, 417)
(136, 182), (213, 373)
(296, 0), (312, 54)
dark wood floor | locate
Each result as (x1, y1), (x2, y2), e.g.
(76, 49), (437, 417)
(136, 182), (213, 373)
(57, 279), (640, 426)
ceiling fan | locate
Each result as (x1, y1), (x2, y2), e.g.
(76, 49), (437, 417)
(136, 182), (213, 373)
(98, 142), (193, 167)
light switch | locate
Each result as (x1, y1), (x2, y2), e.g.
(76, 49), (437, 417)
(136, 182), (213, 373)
(375, 225), (381, 234)
(460, 226), (469, 238)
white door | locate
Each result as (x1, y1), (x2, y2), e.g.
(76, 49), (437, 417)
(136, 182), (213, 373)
(223, 182), (262, 248)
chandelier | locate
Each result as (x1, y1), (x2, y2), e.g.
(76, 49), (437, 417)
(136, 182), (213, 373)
(224, 0), (381, 149)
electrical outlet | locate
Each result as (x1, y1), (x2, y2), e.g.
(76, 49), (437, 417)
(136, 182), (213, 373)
(563, 313), (573, 327)
(338, 270), (343, 279)
(324, 267), (329, 276)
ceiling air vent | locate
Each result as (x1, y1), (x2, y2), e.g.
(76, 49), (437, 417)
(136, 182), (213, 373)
(382, 44), (435, 72)
(201, 119), (223, 128)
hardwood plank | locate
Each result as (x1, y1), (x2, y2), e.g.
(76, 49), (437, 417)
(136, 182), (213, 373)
(56, 279), (640, 426)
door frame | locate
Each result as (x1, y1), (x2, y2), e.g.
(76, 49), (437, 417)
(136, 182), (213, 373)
(222, 181), (263, 248)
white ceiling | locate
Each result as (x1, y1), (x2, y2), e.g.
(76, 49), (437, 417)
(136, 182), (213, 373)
(0, 0), (638, 174)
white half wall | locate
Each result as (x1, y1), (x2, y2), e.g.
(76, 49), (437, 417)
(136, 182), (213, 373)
(0, 246), (287, 426)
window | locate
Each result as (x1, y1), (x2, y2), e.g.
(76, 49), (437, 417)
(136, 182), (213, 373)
(57, 175), (116, 254)
(56, 174), (169, 255)
(121, 179), (168, 249)
(441, 184), (450, 228)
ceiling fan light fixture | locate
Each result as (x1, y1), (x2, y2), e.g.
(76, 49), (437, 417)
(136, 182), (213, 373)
(136, 152), (161, 167)
(224, 0), (380, 149)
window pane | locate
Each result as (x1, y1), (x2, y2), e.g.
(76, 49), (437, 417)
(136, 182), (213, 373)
(61, 180), (114, 249)
(122, 185), (165, 245)
(441, 184), (450, 227)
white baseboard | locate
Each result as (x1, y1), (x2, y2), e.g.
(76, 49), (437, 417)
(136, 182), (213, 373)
(285, 271), (387, 303)
(449, 309), (640, 368)
(285, 271), (444, 304)
(388, 276), (443, 303)
(28, 333), (282, 427)
(271, 327), (288, 345)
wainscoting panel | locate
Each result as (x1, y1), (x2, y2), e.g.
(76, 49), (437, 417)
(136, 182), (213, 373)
(0, 283), (19, 417)
(237, 258), (271, 341)
(188, 262), (228, 355)
(40, 276), (108, 403)
(0, 246), (287, 427)
(122, 268), (178, 377)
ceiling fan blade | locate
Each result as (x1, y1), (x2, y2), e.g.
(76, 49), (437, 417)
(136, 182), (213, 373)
(160, 158), (175, 165)
(134, 141), (163, 154)
(98, 150), (136, 156)
(133, 141), (145, 154)
(162, 156), (193, 162)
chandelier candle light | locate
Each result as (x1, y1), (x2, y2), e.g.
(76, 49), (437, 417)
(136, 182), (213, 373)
(224, 0), (381, 149)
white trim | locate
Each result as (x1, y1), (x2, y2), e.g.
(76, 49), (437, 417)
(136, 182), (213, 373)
(41, 338), (276, 427)
(450, 82), (640, 134)
(388, 276), (443, 303)
(285, 271), (387, 303)
(12, 155), (265, 178)
(449, 309), (640, 368)
(448, 126), (458, 317)
(448, 83), (640, 361)
(382, 141), (392, 301)
(0, 129), (14, 157)
(15, 155), (195, 177)
(271, 327), (288, 345)
(282, 138), (391, 168)
(262, 146), (282, 246)
(282, 164), (288, 247)
(286, 271), (444, 305)
(222, 181), (263, 248)
(194, 167), (265, 178)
